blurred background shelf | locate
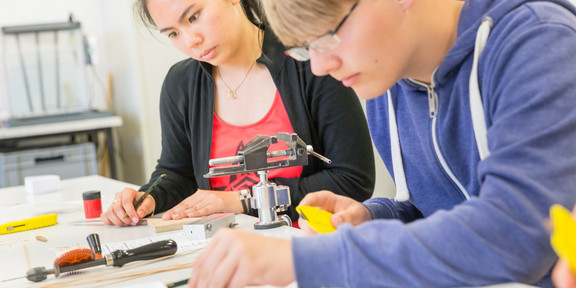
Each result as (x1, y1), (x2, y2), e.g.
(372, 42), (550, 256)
(0, 114), (122, 183)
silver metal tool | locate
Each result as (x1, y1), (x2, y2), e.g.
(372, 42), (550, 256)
(182, 213), (236, 240)
(204, 132), (331, 230)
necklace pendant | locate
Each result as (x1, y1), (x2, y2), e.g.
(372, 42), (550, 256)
(228, 90), (238, 99)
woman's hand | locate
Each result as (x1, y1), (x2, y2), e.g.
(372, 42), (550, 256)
(162, 189), (243, 220)
(100, 187), (156, 226)
(298, 190), (373, 235)
(188, 229), (294, 288)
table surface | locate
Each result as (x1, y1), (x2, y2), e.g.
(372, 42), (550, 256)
(0, 116), (123, 140)
(0, 175), (301, 288)
(0, 176), (537, 288)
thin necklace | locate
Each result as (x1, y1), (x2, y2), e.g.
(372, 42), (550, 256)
(217, 60), (256, 100)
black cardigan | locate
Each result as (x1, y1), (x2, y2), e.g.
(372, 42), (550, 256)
(144, 28), (375, 220)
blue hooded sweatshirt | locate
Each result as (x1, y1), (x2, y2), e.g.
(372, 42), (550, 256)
(292, 0), (576, 287)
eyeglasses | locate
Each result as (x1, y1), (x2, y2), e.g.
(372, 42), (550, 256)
(285, 1), (359, 61)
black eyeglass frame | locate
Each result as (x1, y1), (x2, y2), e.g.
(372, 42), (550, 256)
(285, 1), (359, 61)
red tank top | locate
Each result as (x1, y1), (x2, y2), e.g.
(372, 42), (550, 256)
(209, 90), (303, 191)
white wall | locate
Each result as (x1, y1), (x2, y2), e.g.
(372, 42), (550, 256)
(107, 1), (188, 180)
(0, 0), (394, 198)
(99, 0), (187, 184)
(0, 0), (111, 120)
(1, 0), (138, 184)
(0, 0), (183, 185)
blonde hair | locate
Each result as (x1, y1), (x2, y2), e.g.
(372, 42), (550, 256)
(262, 0), (352, 47)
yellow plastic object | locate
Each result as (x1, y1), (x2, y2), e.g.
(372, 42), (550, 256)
(0, 214), (58, 234)
(296, 206), (336, 233)
(550, 204), (576, 274)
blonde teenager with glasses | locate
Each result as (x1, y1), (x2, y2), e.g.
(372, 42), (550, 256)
(187, 0), (576, 287)
(100, 0), (376, 227)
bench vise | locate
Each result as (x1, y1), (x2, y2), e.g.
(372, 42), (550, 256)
(204, 132), (330, 229)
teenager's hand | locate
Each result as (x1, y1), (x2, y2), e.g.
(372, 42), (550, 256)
(298, 190), (373, 234)
(101, 187), (155, 226)
(552, 204), (576, 288)
(162, 190), (243, 220)
(188, 229), (294, 288)
(553, 258), (576, 288)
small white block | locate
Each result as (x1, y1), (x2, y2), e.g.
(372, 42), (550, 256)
(25, 175), (61, 195)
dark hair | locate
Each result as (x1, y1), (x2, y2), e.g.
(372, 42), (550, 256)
(134, 0), (155, 30)
(134, 0), (267, 30)
(240, 0), (268, 27)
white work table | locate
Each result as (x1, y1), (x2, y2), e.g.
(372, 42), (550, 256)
(0, 175), (301, 288)
(0, 176), (538, 288)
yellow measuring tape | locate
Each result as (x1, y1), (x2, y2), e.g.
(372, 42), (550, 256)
(0, 214), (58, 234)
(296, 206), (336, 233)
(550, 204), (576, 273)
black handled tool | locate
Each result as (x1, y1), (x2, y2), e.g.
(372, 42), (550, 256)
(25, 239), (178, 282)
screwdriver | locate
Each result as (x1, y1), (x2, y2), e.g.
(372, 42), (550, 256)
(23, 239), (178, 282)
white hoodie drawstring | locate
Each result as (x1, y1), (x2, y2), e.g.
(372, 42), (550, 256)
(470, 17), (493, 161)
(387, 90), (410, 202)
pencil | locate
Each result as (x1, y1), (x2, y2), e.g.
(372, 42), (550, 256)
(133, 174), (166, 210)
(166, 279), (189, 287)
